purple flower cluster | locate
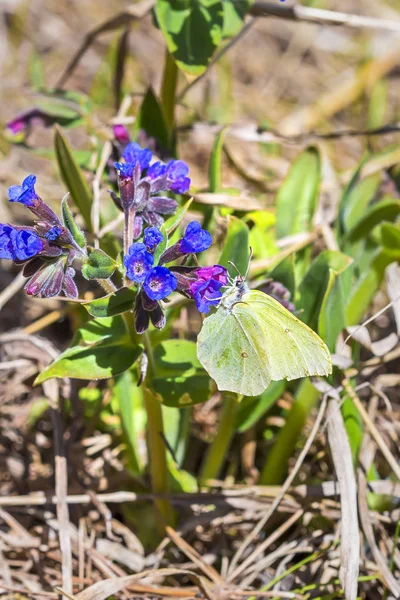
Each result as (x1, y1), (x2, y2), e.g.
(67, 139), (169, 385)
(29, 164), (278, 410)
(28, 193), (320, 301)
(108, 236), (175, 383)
(113, 142), (191, 238)
(124, 222), (225, 333)
(0, 175), (83, 298)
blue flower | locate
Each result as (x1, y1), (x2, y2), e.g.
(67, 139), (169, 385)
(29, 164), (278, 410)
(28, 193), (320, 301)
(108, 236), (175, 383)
(180, 221), (212, 254)
(44, 226), (63, 241)
(166, 160), (190, 193)
(124, 243), (154, 283)
(8, 174), (38, 206)
(144, 227), (163, 251)
(0, 225), (15, 260)
(147, 162), (167, 180)
(189, 265), (228, 313)
(123, 143), (152, 170)
(114, 162), (135, 179)
(191, 279), (222, 313)
(143, 266), (177, 301)
(146, 159), (190, 194)
(13, 229), (43, 261)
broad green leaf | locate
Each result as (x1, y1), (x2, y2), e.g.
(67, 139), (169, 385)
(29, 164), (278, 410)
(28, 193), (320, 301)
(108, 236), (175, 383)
(298, 250), (353, 335)
(84, 287), (136, 318)
(82, 249), (117, 280)
(346, 247), (400, 325)
(35, 317), (143, 383)
(152, 340), (210, 407)
(155, 0), (224, 75)
(339, 173), (380, 235)
(113, 370), (145, 474)
(219, 216), (250, 278)
(208, 127), (227, 192)
(136, 87), (171, 151)
(54, 126), (93, 231)
(61, 196), (86, 248)
(318, 266), (347, 351)
(222, 0), (254, 38)
(346, 197), (400, 243)
(267, 254), (296, 299)
(380, 222), (400, 248)
(247, 210), (277, 260)
(276, 146), (321, 239)
(236, 381), (285, 433)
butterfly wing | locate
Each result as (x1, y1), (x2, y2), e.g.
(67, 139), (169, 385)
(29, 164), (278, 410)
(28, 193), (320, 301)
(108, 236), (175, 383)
(239, 290), (332, 383)
(196, 304), (271, 396)
(197, 289), (332, 397)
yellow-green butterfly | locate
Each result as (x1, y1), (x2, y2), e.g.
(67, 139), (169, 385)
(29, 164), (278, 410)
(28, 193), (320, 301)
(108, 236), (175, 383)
(197, 276), (332, 397)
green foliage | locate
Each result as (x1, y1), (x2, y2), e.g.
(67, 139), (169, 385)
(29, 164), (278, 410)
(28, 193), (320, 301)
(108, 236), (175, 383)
(236, 381), (285, 433)
(136, 87), (171, 152)
(61, 196), (86, 248)
(35, 317), (143, 383)
(83, 287), (136, 318)
(219, 215), (249, 277)
(154, 0), (224, 75)
(152, 340), (210, 407)
(276, 146), (321, 238)
(222, 0), (254, 38)
(82, 249), (117, 280)
(54, 126), (93, 231)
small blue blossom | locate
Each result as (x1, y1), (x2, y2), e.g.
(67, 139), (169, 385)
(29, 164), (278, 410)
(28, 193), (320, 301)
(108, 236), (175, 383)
(189, 265), (228, 313)
(191, 279), (222, 313)
(143, 266), (177, 301)
(14, 229), (44, 261)
(166, 160), (190, 193)
(0, 225), (15, 260)
(144, 227), (163, 251)
(122, 143), (152, 170)
(146, 162), (167, 180)
(124, 243), (154, 283)
(114, 162), (136, 179)
(44, 226), (63, 241)
(180, 221), (212, 254)
(8, 174), (38, 206)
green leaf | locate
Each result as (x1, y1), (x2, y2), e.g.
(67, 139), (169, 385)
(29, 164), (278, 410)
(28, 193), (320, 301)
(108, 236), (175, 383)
(346, 247), (400, 325)
(236, 381), (285, 433)
(219, 215), (250, 278)
(54, 126), (93, 231)
(164, 199), (193, 236)
(276, 146), (321, 239)
(339, 173), (380, 235)
(113, 370), (145, 474)
(222, 0), (253, 38)
(136, 87), (171, 151)
(345, 197), (400, 243)
(267, 254), (296, 299)
(82, 249), (117, 280)
(151, 340), (210, 407)
(35, 317), (143, 383)
(209, 127), (227, 192)
(380, 222), (400, 248)
(298, 250), (353, 338)
(61, 196), (86, 248)
(155, 0), (224, 75)
(83, 287), (136, 318)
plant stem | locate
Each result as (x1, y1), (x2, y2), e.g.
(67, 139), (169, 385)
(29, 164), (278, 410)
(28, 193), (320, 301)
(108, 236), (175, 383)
(259, 378), (319, 485)
(142, 331), (174, 528)
(199, 391), (240, 486)
(161, 49), (178, 140)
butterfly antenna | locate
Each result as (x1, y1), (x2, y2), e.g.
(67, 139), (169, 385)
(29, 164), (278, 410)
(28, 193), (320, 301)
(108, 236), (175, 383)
(228, 261), (242, 277)
(244, 247), (253, 279)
